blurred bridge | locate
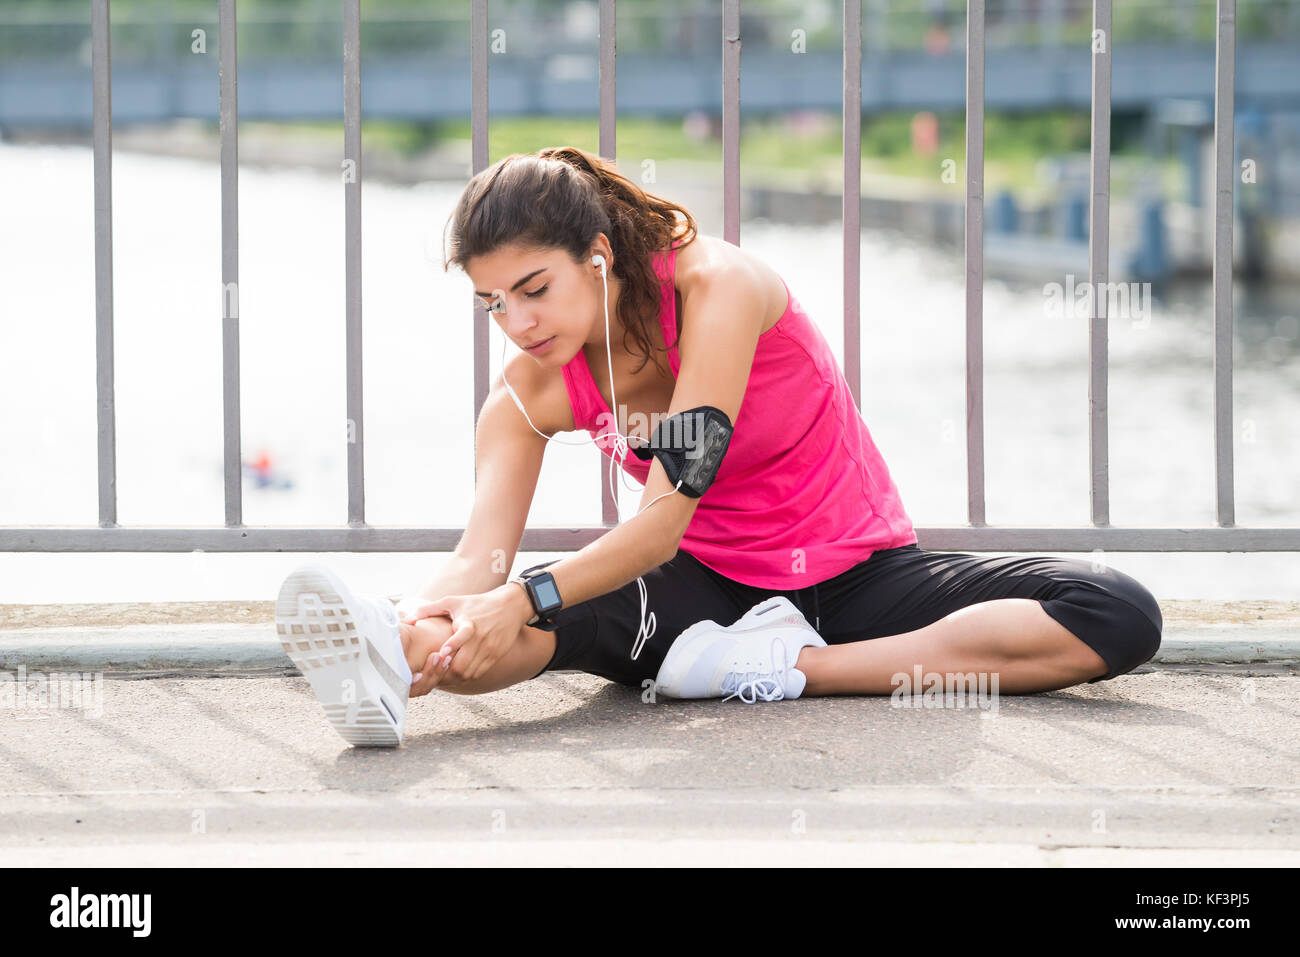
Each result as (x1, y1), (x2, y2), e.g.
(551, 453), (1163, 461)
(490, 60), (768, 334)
(3, 43), (1299, 128)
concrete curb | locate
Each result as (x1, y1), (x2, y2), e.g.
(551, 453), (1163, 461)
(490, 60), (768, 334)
(1, 621), (1298, 674)
(0, 624), (289, 672)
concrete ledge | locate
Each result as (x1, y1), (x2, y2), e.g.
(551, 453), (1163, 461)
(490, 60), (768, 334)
(5, 839), (1297, 868)
(2, 599), (1298, 673)
(0, 623), (289, 672)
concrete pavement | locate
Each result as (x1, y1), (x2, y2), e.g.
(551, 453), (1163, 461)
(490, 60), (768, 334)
(1, 669), (1296, 865)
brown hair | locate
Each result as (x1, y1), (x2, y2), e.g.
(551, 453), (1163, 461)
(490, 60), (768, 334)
(442, 146), (698, 376)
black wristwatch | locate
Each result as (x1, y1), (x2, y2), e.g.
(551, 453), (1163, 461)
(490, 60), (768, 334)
(511, 562), (563, 631)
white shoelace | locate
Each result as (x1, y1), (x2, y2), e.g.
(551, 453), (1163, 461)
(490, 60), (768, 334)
(720, 638), (791, 703)
(629, 575), (656, 661)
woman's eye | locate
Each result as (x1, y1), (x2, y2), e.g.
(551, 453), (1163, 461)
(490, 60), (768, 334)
(524, 285), (548, 299)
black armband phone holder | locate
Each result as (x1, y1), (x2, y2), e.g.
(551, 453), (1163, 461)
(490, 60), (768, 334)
(629, 405), (734, 498)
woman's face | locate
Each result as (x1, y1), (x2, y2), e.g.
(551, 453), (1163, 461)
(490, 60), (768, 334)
(466, 242), (608, 364)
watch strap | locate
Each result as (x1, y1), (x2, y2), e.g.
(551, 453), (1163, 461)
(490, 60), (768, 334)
(510, 578), (541, 625)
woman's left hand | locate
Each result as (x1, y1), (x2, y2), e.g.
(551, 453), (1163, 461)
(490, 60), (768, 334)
(409, 583), (533, 684)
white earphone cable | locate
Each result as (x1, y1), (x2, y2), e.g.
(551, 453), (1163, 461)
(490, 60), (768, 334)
(629, 574), (657, 661)
(498, 254), (684, 517)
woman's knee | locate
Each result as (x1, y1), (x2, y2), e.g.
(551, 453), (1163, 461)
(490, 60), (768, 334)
(1091, 567), (1164, 677)
(1038, 559), (1163, 680)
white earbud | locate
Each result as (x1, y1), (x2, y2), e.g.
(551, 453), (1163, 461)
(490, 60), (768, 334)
(497, 247), (682, 516)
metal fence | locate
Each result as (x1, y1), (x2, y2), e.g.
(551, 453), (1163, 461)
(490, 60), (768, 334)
(3, 0), (1295, 555)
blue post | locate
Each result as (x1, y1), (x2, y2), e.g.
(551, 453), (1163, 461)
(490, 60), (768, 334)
(1064, 192), (1088, 241)
(1180, 128), (1202, 207)
(992, 189), (1019, 233)
(1128, 199), (1170, 281)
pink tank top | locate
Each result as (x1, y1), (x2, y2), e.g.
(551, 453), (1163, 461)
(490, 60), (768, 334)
(560, 243), (917, 589)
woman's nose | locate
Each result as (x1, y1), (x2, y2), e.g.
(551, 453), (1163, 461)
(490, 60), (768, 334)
(506, 311), (539, 338)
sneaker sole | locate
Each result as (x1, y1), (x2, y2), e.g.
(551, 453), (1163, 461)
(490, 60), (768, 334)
(275, 565), (406, 748)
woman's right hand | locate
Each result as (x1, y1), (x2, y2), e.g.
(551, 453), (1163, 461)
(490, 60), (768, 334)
(410, 644), (455, 697)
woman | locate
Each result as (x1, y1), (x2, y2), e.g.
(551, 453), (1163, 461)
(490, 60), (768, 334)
(275, 145), (1163, 747)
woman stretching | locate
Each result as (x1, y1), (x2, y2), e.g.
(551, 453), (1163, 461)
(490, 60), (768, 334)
(275, 146), (1163, 748)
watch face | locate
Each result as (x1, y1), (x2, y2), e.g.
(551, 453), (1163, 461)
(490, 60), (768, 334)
(532, 577), (561, 610)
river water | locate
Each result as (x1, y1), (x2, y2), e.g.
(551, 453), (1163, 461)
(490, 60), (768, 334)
(1, 142), (1297, 603)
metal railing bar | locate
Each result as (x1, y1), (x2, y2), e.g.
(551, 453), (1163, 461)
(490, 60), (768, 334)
(1213, 0), (1237, 527)
(219, 0), (242, 527)
(471, 0), (490, 485)
(722, 0), (740, 245)
(599, 0), (618, 526)
(1089, 0), (1112, 526)
(91, 0), (116, 528)
(843, 0), (863, 410)
(343, 0), (365, 525)
(965, 0), (986, 527)
(3, 527), (1297, 553)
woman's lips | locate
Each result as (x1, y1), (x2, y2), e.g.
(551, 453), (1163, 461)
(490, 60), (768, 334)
(525, 336), (556, 354)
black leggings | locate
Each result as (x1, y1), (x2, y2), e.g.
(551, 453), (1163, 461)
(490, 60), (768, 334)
(530, 544), (1163, 688)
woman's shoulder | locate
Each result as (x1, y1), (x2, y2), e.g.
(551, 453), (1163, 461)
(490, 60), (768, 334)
(671, 234), (790, 334)
(670, 233), (735, 291)
(494, 349), (578, 437)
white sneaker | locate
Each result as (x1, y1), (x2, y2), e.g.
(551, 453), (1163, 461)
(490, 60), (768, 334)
(275, 564), (412, 747)
(654, 596), (826, 702)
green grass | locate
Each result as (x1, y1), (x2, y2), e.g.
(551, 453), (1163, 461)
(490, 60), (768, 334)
(250, 109), (1183, 200)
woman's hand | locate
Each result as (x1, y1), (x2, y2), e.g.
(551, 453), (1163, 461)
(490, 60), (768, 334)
(395, 594), (443, 624)
(403, 583), (533, 686)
